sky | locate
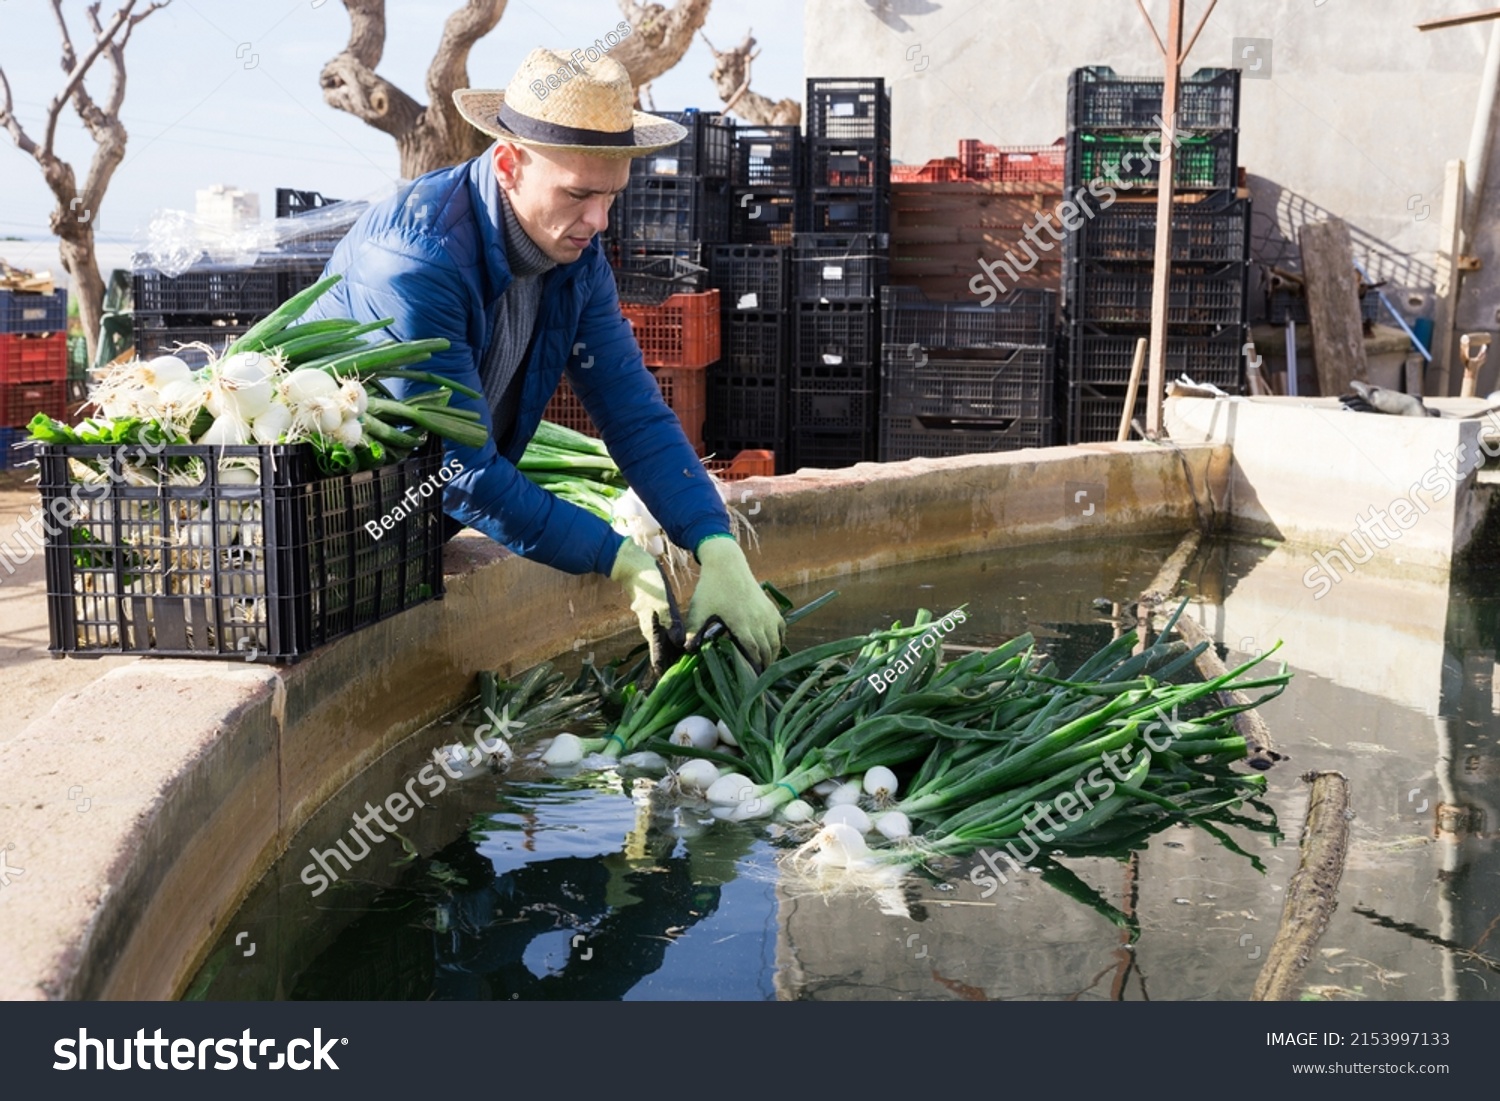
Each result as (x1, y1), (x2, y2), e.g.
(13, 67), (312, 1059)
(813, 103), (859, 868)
(0, 0), (805, 281)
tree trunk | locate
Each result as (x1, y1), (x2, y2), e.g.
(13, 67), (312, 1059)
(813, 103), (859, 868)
(58, 232), (104, 368)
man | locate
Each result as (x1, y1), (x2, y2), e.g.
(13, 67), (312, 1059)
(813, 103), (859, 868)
(302, 48), (784, 666)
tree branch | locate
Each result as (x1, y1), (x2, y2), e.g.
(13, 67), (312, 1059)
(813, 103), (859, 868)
(43, 0), (137, 158)
(321, 0), (424, 139)
(702, 29), (800, 126)
(0, 67), (41, 157)
(612, 0), (712, 88)
(423, 0), (506, 153)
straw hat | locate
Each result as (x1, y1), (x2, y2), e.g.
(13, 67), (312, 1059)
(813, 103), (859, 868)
(453, 47), (687, 158)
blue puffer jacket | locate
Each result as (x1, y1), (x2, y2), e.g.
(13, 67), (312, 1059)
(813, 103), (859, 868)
(300, 149), (731, 576)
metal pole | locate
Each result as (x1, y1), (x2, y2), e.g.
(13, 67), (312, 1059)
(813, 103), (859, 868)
(1145, 0), (1184, 438)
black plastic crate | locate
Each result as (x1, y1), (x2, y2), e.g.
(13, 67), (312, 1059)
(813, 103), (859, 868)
(790, 428), (870, 470)
(0, 289), (68, 335)
(617, 241), (708, 267)
(132, 268), (284, 315)
(735, 126), (803, 187)
(1071, 196), (1249, 265)
(615, 253), (710, 304)
(276, 188), (341, 218)
(807, 139), (891, 189)
(1066, 128), (1237, 192)
(1068, 66), (1240, 132)
(1067, 380), (1150, 444)
(707, 373), (784, 441)
(709, 245), (788, 311)
(795, 300), (878, 369)
(631, 109), (735, 180)
(723, 311), (789, 379)
(620, 177), (731, 246)
(731, 188), (799, 244)
(133, 315), (258, 367)
(277, 264), (328, 303)
(1069, 261), (1245, 327)
(1067, 322), (1244, 387)
(807, 77), (891, 142)
(791, 383), (876, 431)
(882, 344), (1054, 421)
(882, 285), (1057, 350)
(879, 413), (1053, 461)
(39, 441), (445, 661)
(803, 189), (890, 234)
(792, 233), (890, 301)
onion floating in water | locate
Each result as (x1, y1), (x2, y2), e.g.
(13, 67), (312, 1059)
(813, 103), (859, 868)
(541, 732), (585, 767)
(863, 766), (899, 806)
(780, 799), (815, 824)
(826, 780), (863, 807)
(673, 758), (719, 793)
(705, 772), (756, 805)
(670, 715), (719, 751)
(620, 751), (668, 771)
(823, 803), (872, 833)
(874, 811), (912, 841)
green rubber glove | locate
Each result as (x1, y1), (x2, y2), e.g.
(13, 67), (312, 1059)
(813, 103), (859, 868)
(684, 535), (785, 667)
(609, 537), (671, 664)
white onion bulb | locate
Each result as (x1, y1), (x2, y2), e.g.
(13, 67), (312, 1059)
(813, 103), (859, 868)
(826, 780), (863, 807)
(715, 719), (739, 748)
(874, 811), (912, 841)
(780, 799), (815, 823)
(670, 715), (719, 751)
(863, 766), (899, 803)
(541, 732), (585, 767)
(823, 803), (872, 833)
(705, 772), (756, 805)
(251, 402), (292, 444)
(673, 759), (719, 793)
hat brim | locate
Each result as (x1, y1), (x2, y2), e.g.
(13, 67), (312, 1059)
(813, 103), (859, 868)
(453, 89), (688, 158)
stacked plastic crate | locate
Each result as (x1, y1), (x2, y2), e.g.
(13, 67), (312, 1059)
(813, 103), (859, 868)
(788, 80), (892, 469)
(1062, 66), (1247, 442)
(617, 109), (733, 270)
(701, 126), (802, 466)
(132, 187), (361, 367)
(878, 286), (1058, 460)
(547, 115), (731, 451)
(0, 287), (69, 466)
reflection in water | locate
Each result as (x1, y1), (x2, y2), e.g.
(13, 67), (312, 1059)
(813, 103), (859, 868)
(188, 535), (1500, 1001)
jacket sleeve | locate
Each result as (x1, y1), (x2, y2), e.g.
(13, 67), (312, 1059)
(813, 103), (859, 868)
(328, 230), (629, 576)
(565, 261), (733, 554)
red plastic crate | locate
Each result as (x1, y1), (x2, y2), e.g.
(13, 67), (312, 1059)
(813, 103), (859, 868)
(704, 449), (775, 481)
(0, 332), (68, 385)
(620, 290), (721, 369)
(957, 140), (1065, 183)
(890, 158), (965, 183)
(542, 365), (708, 453)
(1, 378), (67, 427)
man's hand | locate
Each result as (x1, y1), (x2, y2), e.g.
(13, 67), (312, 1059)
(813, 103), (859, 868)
(684, 535), (785, 667)
(610, 538), (672, 666)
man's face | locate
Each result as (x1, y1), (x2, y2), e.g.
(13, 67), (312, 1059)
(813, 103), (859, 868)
(494, 142), (630, 264)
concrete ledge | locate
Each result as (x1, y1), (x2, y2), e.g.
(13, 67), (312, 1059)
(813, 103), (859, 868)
(1166, 395), (1485, 574)
(0, 442), (1223, 1000)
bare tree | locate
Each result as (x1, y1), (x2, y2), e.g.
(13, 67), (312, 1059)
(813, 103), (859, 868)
(321, 0), (712, 179)
(609, 0), (713, 102)
(702, 31), (800, 126)
(0, 0), (170, 363)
